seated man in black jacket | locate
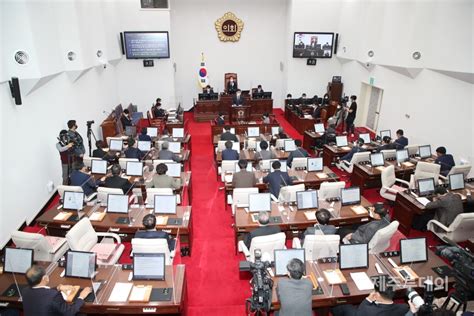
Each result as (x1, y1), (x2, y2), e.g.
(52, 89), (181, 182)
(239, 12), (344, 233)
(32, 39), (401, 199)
(221, 126), (239, 142)
(376, 136), (396, 152)
(103, 164), (133, 193)
(135, 214), (175, 251)
(244, 211), (281, 248)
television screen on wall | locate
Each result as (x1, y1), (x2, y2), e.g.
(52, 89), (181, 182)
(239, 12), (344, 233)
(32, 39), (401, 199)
(293, 32), (334, 58)
(123, 31), (170, 59)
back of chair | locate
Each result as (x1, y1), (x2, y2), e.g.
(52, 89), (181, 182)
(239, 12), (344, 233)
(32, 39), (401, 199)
(224, 73), (238, 92)
(381, 165), (396, 188)
(57, 185), (83, 199)
(97, 187), (124, 205)
(11, 231), (51, 261)
(414, 161), (440, 182)
(83, 156), (101, 168)
(66, 218), (98, 252)
(260, 159), (272, 171)
(291, 157), (308, 170)
(303, 234), (340, 261)
(318, 181), (346, 199)
(152, 159), (174, 170)
(131, 238), (172, 265)
(146, 188), (174, 205)
(319, 108), (328, 123)
(405, 144), (419, 156)
(248, 232), (286, 262)
(380, 149), (396, 160)
(247, 139), (257, 150)
(368, 221), (399, 254)
(107, 137), (124, 147)
(119, 158), (139, 170)
(233, 187), (259, 206)
(447, 164), (471, 178)
(448, 213), (474, 242)
(275, 138), (289, 149)
(217, 140), (231, 151)
(350, 151), (370, 165)
(278, 184), (305, 203)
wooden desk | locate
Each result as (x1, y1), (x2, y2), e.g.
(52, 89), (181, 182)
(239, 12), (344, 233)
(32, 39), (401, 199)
(211, 122), (279, 139)
(303, 131), (323, 153)
(350, 161), (416, 191)
(216, 148), (289, 164)
(322, 144), (379, 166)
(284, 106), (316, 134)
(0, 264), (186, 315)
(194, 96), (273, 122)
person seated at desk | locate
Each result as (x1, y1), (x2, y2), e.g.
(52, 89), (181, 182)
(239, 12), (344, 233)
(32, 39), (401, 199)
(222, 140), (240, 160)
(103, 164), (133, 193)
(221, 126), (239, 142)
(135, 214), (175, 251)
(215, 112), (226, 126)
(203, 85), (214, 94)
(255, 140), (276, 161)
(232, 89), (245, 106)
(227, 76), (238, 94)
(138, 127), (152, 142)
(332, 275), (409, 316)
(337, 138), (366, 165)
(270, 127), (289, 147)
(243, 211), (281, 248)
(70, 161), (98, 197)
(256, 84), (264, 93)
(92, 140), (107, 158)
(262, 112), (271, 124)
(153, 100), (167, 118)
(298, 93), (307, 105)
(124, 138), (143, 160)
(159, 141), (181, 162)
(321, 123), (337, 145)
(312, 103), (326, 120)
(303, 209), (338, 239)
(263, 161), (293, 198)
(146, 163), (181, 189)
(232, 159), (257, 188)
(276, 258), (313, 316)
(376, 136), (396, 152)
(435, 146), (455, 176)
(160, 129), (173, 142)
(394, 129), (408, 149)
(121, 109), (133, 130)
(287, 139), (309, 168)
(22, 265), (91, 316)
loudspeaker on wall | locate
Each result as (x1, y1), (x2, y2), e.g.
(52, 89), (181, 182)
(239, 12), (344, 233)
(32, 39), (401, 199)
(9, 77), (22, 105)
(334, 33), (339, 54)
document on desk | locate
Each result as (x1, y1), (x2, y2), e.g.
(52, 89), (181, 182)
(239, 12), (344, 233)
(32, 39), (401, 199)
(323, 269), (346, 285)
(416, 197), (431, 206)
(156, 216), (169, 226)
(108, 282), (133, 302)
(316, 172), (328, 179)
(304, 211), (316, 220)
(351, 205), (368, 215)
(54, 212), (72, 221)
(350, 272), (374, 291)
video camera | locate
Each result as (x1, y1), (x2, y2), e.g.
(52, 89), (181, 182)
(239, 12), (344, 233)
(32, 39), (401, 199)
(340, 96), (349, 105)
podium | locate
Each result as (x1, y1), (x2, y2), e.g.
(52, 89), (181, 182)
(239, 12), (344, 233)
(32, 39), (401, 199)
(230, 105), (251, 122)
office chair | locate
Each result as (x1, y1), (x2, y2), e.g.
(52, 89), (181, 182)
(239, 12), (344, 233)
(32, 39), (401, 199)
(220, 160), (239, 182)
(131, 238), (175, 265)
(404, 144), (420, 156)
(439, 164), (472, 181)
(83, 156), (101, 168)
(318, 181), (346, 200)
(57, 185), (97, 202)
(275, 138), (290, 149)
(368, 221), (399, 254)
(11, 231), (69, 262)
(230, 187), (259, 215)
(96, 187), (124, 205)
(428, 213), (474, 243)
(238, 232), (286, 262)
(278, 184), (305, 203)
(292, 234), (340, 261)
(380, 165), (410, 201)
(145, 188), (177, 205)
(380, 149), (396, 160)
(290, 157), (308, 170)
(409, 161), (441, 189)
(118, 158), (139, 170)
(339, 151), (370, 174)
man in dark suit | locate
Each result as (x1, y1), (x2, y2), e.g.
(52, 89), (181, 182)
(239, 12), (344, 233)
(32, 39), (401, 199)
(232, 89), (245, 106)
(124, 138), (144, 160)
(227, 76), (238, 94)
(22, 265), (91, 316)
(263, 161), (293, 198)
(221, 126), (239, 142)
(216, 112), (225, 126)
(153, 102), (166, 118)
(425, 186), (464, 229)
(232, 160), (257, 188)
(256, 84), (264, 93)
(222, 141), (240, 160)
(435, 146), (455, 176)
(69, 161), (97, 197)
(135, 214), (175, 251)
(138, 127), (152, 142)
(394, 129), (408, 149)
(103, 164), (132, 193)
(159, 141), (181, 162)
(286, 139), (309, 168)
(203, 85), (214, 94)
(376, 136), (396, 152)
(342, 203), (391, 244)
(303, 208), (338, 240)
(244, 211), (281, 248)
(121, 109), (132, 130)
(338, 138), (366, 165)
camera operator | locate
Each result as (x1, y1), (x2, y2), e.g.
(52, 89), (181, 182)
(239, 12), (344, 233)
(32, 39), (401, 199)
(66, 120), (85, 160)
(345, 95), (357, 136)
(276, 258), (312, 316)
(56, 129), (74, 185)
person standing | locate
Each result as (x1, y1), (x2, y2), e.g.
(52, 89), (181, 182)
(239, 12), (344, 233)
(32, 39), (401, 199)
(56, 130), (74, 185)
(67, 120), (85, 160)
(345, 95), (357, 136)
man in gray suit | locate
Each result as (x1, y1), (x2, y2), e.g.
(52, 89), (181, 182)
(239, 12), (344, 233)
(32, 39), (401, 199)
(158, 141), (181, 162)
(276, 258), (313, 316)
(243, 211), (281, 248)
(343, 202), (391, 244)
(255, 140), (276, 161)
(146, 163), (181, 189)
(232, 160), (257, 188)
(425, 186), (465, 228)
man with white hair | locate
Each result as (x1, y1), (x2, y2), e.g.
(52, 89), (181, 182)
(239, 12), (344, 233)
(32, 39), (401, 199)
(243, 211), (281, 248)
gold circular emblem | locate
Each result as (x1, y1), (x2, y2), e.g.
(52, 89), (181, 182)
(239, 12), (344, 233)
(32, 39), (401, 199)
(215, 12), (244, 42)
(238, 110), (245, 117)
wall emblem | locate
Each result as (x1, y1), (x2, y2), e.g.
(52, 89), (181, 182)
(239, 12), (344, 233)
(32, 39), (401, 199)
(215, 12), (244, 42)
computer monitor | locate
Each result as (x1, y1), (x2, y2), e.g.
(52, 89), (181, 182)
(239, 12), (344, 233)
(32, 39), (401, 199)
(256, 141), (269, 152)
(249, 193), (271, 212)
(223, 127), (236, 134)
(106, 194), (129, 214)
(296, 190), (318, 210)
(4, 248), (33, 274)
(370, 152), (385, 167)
(417, 178), (435, 196)
(133, 253), (165, 280)
(449, 173), (465, 191)
(126, 161), (143, 176)
(232, 141), (240, 152)
(400, 238), (428, 264)
(247, 127), (260, 137)
(336, 136), (348, 147)
(270, 160), (287, 172)
(65, 251), (96, 278)
(147, 127), (158, 138)
(271, 126), (280, 136)
(339, 243), (369, 270)
(165, 163), (181, 177)
(154, 195), (177, 214)
(91, 159), (107, 174)
(168, 141), (181, 154)
(172, 128), (184, 138)
(380, 130), (391, 139)
(418, 145), (432, 159)
(109, 139), (123, 151)
(63, 191), (84, 210)
(274, 249), (305, 276)
(307, 157), (323, 172)
(359, 133), (371, 144)
(284, 140), (296, 152)
(263, 92), (272, 99)
(314, 123), (325, 134)
(396, 149), (409, 163)
(137, 140), (151, 152)
(341, 187), (361, 206)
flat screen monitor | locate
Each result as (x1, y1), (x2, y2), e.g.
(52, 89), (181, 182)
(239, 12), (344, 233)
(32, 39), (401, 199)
(396, 149), (409, 163)
(133, 253), (165, 280)
(418, 145), (432, 159)
(137, 140), (151, 152)
(168, 142), (181, 154)
(109, 139), (123, 151)
(223, 127), (236, 134)
(63, 191), (84, 211)
(293, 32), (334, 58)
(270, 160), (287, 172)
(370, 153), (385, 167)
(314, 123), (325, 134)
(336, 136), (348, 147)
(91, 159), (107, 175)
(126, 161), (143, 176)
(106, 194), (129, 214)
(271, 126), (280, 136)
(400, 238), (428, 264)
(359, 133), (371, 144)
(247, 127), (260, 137)
(341, 187), (361, 206)
(449, 173), (465, 191)
(256, 141), (269, 152)
(274, 249), (305, 276)
(147, 127), (158, 137)
(4, 248), (33, 274)
(380, 130), (391, 139)
(249, 193), (271, 212)
(123, 31), (170, 59)
(172, 128), (184, 138)
(232, 141), (240, 152)
(165, 163), (181, 177)
(296, 190), (318, 210)
(65, 251), (96, 278)
(284, 140), (296, 152)
(154, 195), (177, 214)
(307, 157), (323, 172)
(417, 178), (435, 196)
(263, 92), (272, 99)
(339, 243), (369, 270)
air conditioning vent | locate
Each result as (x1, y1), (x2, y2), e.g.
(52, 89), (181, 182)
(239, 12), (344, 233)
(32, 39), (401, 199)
(14, 51), (29, 65)
(141, 0), (169, 9)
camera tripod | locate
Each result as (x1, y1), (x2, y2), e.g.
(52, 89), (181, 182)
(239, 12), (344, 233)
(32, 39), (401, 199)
(86, 121), (97, 157)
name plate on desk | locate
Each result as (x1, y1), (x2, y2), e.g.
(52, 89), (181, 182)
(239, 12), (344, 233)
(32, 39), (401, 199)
(167, 218), (183, 226)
